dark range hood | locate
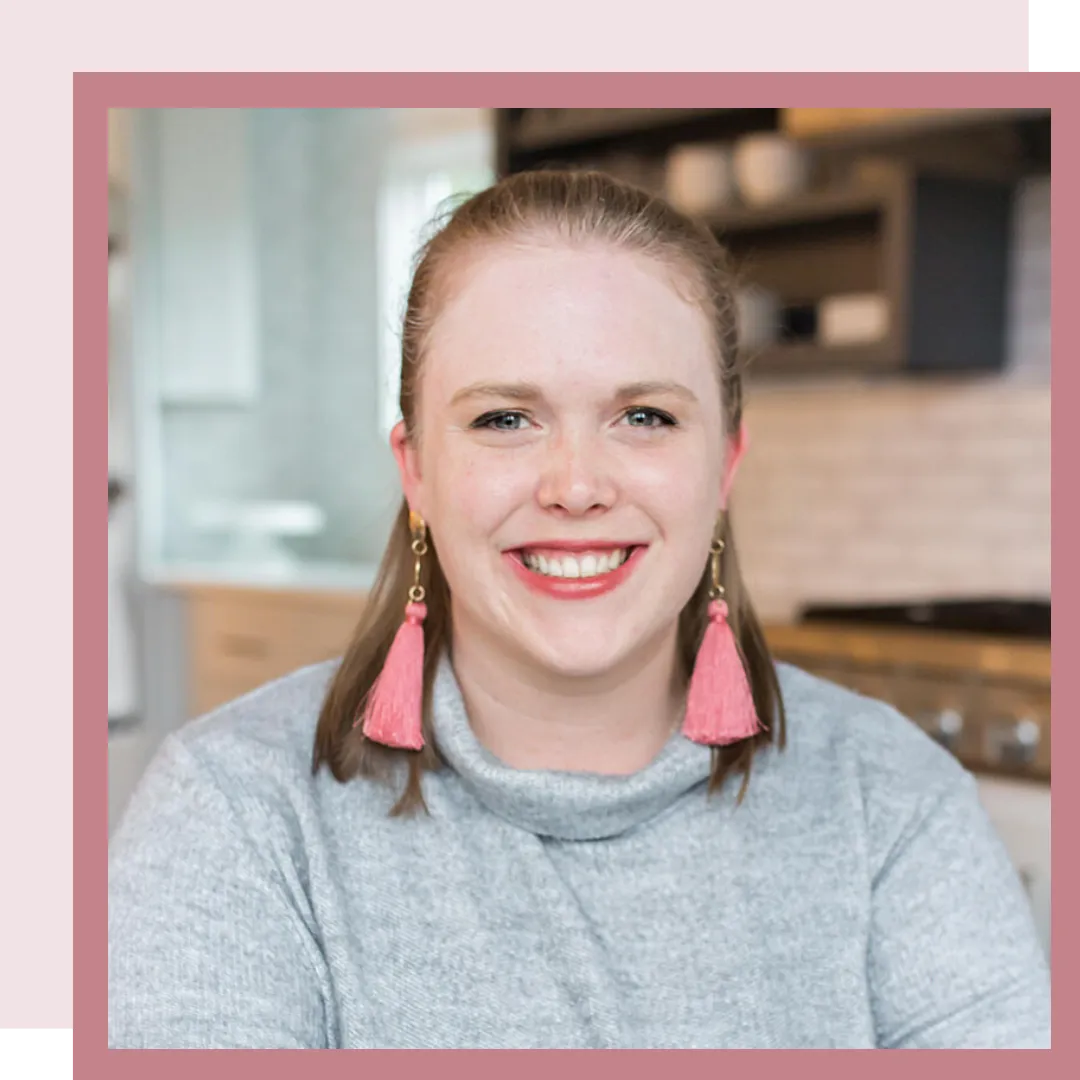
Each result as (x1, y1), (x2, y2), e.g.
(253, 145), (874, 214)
(799, 598), (1051, 640)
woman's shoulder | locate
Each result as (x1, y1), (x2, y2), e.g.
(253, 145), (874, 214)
(764, 662), (986, 886)
(110, 660), (411, 889)
(771, 660), (974, 809)
(174, 659), (340, 781)
(777, 659), (962, 759)
(114, 660), (374, 847)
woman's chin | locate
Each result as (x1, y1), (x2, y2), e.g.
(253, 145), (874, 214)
(520, 632), (644, 682)
(506, 596), (684, 681)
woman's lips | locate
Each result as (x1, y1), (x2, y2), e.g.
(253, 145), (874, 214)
(503, 545), (647, 600)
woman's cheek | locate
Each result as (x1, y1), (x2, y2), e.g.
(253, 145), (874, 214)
(441, 449), (533, 525)
(479, 465), (538, 519)
(625, 449), (717, 515)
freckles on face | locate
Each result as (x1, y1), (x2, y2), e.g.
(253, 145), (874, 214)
(409, 239), (729, 672)
(431, 439), (535, 537)
(420, 241), (725, 484)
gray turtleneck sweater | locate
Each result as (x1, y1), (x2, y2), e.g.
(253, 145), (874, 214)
(108, 656), (1051, 1049)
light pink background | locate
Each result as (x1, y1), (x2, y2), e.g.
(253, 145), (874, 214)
(0, 0), (1044, 1046)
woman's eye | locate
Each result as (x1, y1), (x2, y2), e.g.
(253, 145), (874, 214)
(471, 408), (675, 432)
(472, 411), (530, 432)
(622, 407), (676, 429)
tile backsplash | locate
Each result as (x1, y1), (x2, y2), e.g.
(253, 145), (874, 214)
(735, 178), (1050, 621)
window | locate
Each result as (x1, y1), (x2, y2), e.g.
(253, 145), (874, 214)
(375, 114), (494, 439)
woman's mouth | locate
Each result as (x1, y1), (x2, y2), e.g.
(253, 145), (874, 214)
(504, 544), (648, 599)
(521, 547), (631, 579)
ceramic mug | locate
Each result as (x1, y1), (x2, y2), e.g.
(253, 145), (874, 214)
(735, 285), (781, 352)
(665, 142), (736, 215)
(732, 134), (811, 206)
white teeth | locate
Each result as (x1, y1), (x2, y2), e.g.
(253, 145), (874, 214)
(521, 548), (630, 579)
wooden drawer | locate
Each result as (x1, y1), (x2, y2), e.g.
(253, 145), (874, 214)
(188, 586), (366, 715)
(192, 673), (273, 718)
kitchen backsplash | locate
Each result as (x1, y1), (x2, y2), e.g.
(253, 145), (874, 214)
(735, 177), (1050, 621)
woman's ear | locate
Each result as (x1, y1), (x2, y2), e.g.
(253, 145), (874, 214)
(390, 420), (425, 518)
(721, 423), (748, 508)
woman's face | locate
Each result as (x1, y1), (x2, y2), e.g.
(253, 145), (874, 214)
(392, 240), (744, 682)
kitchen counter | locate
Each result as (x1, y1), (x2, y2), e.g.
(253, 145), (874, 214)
(763, 620), (1051, 685)
(143, 559), (377, 595)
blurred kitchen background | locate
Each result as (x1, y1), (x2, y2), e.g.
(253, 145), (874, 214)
(107, 108), (1051, 955)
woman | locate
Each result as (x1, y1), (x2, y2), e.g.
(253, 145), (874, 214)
(109, 170), (1050, 1049)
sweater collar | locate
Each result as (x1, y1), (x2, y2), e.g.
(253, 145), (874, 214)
(430, 651), (713, 841)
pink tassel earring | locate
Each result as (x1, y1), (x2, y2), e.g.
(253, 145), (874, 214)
(354, 511), (429, 750)
(682, 519), (761, 746)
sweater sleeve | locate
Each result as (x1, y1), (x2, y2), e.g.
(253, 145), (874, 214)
(108, 733), (332, 1049)
(866, 770), (1050, 1049)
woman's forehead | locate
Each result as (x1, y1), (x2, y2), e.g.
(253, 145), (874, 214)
(425, 242), (715, 394)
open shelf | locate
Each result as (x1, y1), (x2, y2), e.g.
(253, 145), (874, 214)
(704, 184), (889, 236)
(784, 108), (1048, 147)
(784, 109), (1051, 181)
(741, 340), (897, 377)
(508, 108), (729, 151)
(499, 109), (780, 174)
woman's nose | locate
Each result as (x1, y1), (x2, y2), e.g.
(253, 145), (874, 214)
(536, 435), (618, 516)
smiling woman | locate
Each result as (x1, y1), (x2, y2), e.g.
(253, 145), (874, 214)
(108, 170), (1051, 1050)
(320, 172), (772, 785)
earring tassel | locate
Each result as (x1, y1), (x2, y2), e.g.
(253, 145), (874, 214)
(682, 599), (760, 746)
(355, 601), (427, 750)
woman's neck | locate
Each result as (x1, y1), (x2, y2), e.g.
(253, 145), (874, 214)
(447, 621), (686, 775)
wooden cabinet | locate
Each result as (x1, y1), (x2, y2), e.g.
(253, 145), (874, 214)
(676, 164), (1015, 376)
(186, 585), (367, 716)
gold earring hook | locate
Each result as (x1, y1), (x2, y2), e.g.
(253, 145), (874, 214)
(709, 515), (726, 601)
(408, 510), (428, 604)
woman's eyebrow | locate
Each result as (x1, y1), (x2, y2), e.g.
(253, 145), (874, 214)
(449, 380), (698, 407)
(449, 382), (545, 407)
(614, 380), (698, 405)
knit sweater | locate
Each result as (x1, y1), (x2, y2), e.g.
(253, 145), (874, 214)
(108, 654), (1051, 1049)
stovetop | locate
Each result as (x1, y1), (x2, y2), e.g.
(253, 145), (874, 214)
(799, 597), (1050, 640)
(771, 598), (1051, 782)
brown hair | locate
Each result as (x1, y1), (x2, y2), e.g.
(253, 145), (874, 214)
(312, 169), (787, 814)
